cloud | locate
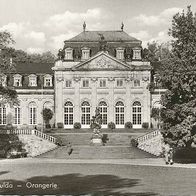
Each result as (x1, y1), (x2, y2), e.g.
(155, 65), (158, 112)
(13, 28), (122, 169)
(130, 30), (150, 40)
(26, 47), (44, 54)
(0, 22), (28, 38)
(49, 31), (77, 50)
(45, 8), (104, 32)
(142, 31), (171, 48)
(133, 7), (182, 26)
(24, 31), (46, 44)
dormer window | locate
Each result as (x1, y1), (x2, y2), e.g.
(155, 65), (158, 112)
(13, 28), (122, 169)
(81, 47), (90, 60)
(116, 48), (124, 60)
(13, 74), (22, 87)
(44, 74), (52, 87)
(28, 74), (37, 87)
(133, 48), (141, 60)
(0, 74), (7, 87)
(65, 48), (73, 60)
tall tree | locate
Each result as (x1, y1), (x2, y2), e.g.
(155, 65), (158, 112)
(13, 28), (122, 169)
(0, 31), (18, 105)
(160, 6), (196, 148)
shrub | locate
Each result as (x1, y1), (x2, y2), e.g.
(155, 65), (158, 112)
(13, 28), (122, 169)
(74, 122), (81, 129)
(108, 122), (115, 129)
(131, 138), (138, 147)
(57, 122), (63, 129)
(45, 124), (51, 129)
(55, 137), (63, 146)
(142, 122), (149, 129)
(102, 134), (109, 145)
(42, 108), (53, 127)
(125, 122), (132, 129)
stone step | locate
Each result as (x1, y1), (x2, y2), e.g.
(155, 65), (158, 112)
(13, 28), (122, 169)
(51, 133), (143, 146)
(38, 145), (156, 159)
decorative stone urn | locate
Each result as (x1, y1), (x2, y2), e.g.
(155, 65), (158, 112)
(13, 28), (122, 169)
(90, 107), (103, 146)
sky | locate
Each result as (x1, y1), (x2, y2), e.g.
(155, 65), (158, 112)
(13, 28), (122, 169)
(0, 0), (196, 55)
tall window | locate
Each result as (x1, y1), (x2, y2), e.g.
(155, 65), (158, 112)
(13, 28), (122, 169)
(65, 48), (73, 60)
(132, 101), (142, 125)
(134, 79), (140, 87)
(64, 101), (73, 126)
(116, 79), (123, 87)
(0, 104), (6, 125)
(81, 101), (90, 125)
(14, 107), (21, 125)
(29, 102), (37, 125)
(65, 80), (72, 88)
(82, 79), (89, 88)
(99, 101), (107, 125)
(100, 79), (106, 88)
(115, 101), (124, 125)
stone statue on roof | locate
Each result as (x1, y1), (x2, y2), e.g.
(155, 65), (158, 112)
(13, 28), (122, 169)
(98, 33), (107, 51)
(121, 22), (124, 31)
(57, 49), (64, 60)
(83, 21), (86, 32)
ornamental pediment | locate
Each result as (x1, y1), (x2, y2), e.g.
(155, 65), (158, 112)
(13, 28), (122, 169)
(72, 52), (132, 71)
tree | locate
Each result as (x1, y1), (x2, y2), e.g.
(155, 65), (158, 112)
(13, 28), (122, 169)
(160, 6), (196, 148)
(42, 108), (53, 128)
(0, 31), (18, 106)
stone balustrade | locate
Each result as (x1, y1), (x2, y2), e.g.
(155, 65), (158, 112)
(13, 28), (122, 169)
(1, 129), (57, 144)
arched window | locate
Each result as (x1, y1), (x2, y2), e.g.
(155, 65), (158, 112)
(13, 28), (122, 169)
(115, 101), (124, 125)
(132, 101), (142, 125)
(14, 106), (21, 125)
(64, 101), (73, 126)
(0, 104), (6, 125)
(81, 101), (90, 126)
(29, 102), (37, 125)
(98, 101), (107, 125)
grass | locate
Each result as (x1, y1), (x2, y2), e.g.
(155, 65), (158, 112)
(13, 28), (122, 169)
(44, 128), (155, 133)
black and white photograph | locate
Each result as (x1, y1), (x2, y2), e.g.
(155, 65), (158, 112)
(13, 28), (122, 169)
(0, 0), (196, 195)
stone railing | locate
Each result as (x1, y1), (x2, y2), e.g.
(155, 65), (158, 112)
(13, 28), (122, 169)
(2, 129), (57, 144)
(137, 130), (161, 144)
(137, 130), (163, 156)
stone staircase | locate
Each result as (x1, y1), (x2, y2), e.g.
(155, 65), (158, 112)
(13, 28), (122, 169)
(137, 130), (165, 156)
(38, 145), (156, 159)
(3, 129), (57, 157)
(37, 130), (156, 159)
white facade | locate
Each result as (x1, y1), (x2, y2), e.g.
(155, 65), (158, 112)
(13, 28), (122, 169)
(53, 51), (151, 129)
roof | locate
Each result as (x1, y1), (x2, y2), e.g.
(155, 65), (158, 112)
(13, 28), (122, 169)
(14, 62), (54, 74)
(66, 31), (141, 42)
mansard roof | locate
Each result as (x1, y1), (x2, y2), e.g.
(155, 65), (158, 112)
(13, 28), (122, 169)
(66, 31), (141, 43)
(14, 62), (54, 74)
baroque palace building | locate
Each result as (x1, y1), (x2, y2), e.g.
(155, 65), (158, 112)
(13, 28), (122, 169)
(0, 24), (161, 129)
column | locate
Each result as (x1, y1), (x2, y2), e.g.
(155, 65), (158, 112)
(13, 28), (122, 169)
(55, 72), (64, 126)
(73, 77), (81, 122)
(108, 77), (114, 122)
(125, 78), (131, 122)
(91, 77), (97, 115)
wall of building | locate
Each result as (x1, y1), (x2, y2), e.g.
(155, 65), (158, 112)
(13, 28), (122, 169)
(54, 69), (151, 128)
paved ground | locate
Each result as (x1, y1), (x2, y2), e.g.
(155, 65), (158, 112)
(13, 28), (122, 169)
(0, 158), (195, 195)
